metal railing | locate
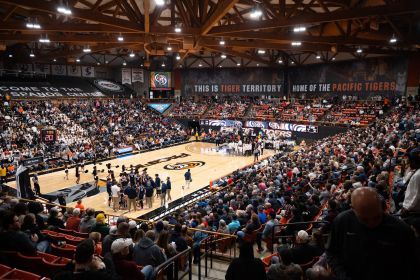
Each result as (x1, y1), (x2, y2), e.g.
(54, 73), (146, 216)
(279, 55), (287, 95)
(154, 247), (192, 280)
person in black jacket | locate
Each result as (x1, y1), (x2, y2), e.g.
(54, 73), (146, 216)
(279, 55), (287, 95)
(326, 187), (416, 280)
(225, 242), (266, 280)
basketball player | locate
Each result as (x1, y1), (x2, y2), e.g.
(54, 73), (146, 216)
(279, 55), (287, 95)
(32, 173), (41, 196)
(64, 165), (69, 180)
(184, 169), (192, 189)
(75, 164), (80, 184)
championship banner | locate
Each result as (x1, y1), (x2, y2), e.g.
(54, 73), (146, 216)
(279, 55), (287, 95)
(82, 66), (95, 77)
(289, 57), (407, 97)
(132, 68), (144, 83)
(122, 68), (131, 84)
(67, 65), (81, 77)
(182, 68), (283, 95)
(51, 64), (67, 76)
(150, 72), (171, 88)
(34, 64), (51, 75)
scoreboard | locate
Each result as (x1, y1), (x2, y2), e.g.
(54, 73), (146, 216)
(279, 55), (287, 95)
(41, 129), (57, 144)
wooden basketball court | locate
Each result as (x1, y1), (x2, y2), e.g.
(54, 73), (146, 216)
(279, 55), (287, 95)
(8, 142), (274, 219)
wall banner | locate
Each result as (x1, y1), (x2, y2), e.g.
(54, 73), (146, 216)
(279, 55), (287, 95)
(132, 68), (144, 83)
(82, 66), (95, 77)
(122, 68), (131, 84)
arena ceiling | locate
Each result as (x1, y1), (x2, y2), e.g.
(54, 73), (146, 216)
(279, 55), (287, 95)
(0, 0), (419, 69)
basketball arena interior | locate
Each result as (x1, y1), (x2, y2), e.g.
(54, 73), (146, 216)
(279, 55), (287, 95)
(0, 0), (419, 279)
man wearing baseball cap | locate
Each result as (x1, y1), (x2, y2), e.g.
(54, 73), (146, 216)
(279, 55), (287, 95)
(111, 238), (153, 280)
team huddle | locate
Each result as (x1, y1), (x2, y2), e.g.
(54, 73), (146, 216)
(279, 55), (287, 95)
(102, 166), (192, 212)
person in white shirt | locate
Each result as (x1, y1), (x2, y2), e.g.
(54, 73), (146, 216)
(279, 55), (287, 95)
(111, 183), (121, 212)
(402, 148), (420, 215)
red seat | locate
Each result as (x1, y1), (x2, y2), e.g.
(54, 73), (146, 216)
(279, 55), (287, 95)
(72, 231), (88, 239)
(0, 264), (12, 276)
(63, 235), (83, 246)
(39, 259), (66, 278)
(50, 244), (75, 259)
(56, 228), (73, 235)
(15, 253), (43, 274)
(36, 252), (58, 263)
(0, 268), (41, 280)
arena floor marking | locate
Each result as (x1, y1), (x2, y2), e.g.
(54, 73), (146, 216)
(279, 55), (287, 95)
(8, 142), (274, 219)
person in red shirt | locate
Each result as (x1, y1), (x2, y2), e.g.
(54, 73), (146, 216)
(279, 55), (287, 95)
(75, 199), (85, 212)
(66, 208), (81, 231)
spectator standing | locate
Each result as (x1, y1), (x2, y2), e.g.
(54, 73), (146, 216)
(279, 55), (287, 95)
(225, 242), (266, 280)
(111, 182), (121, 212)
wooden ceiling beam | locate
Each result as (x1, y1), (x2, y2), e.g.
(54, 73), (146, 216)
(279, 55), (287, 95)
(0, 21), (139, 33)
(0, 33), (145, 44)
(2, 5), (18, 22)
(0, 0), (143, 32)
(208, 1), (420, 35)
(203, 45), (269, 65)
(200, 0), (240, 35)
(144, 0), (150, 34)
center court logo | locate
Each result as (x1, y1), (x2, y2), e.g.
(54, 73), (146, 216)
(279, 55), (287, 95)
(163, 161), (205, 170)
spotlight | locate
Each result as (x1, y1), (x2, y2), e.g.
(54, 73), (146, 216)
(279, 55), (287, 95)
(198, 63), (202, 67)
(167, 46), (172, 51)
(117, 35), (124, 41)
(278, 60), (283, 64)
(250, 8), (262, 19)
(291, 41), (302, 46)
(161, 62), (166, 67)
(237, 63), (241, 66)
(356, 47), (362, 53)
(76, 58), (80, 62)
(176, 54), (181, 60)
(29, 51), (35, 58)
(293, 26), (306, 33)
(175, 27), (181, 33)
(219, 40), (225, 45)
(221, 54), (226, 59)
(257, 49), (266, 54)
(83, 47), (91, 53)
(316, 55), (321, 59)
(129, 52), (135, 57)
(389, 36), (397, 44)
(123, 61), (127, 66)
(57, 5), (72, 15)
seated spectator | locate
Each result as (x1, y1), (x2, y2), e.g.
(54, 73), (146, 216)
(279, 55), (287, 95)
(75, 199), (85, 212)
(66, 208), (81, 231)
(268, 248), (302, 280)
(47, 207), (65, 229)
(21, 213), (50, 252)
(306, 265), (332, 280)
(102, 222), (131, 257)
(91, 213), (110, 239)
(225, 242), (266, 280)
(217, 219), (230, 234)
(327, 187), (416, 279)
(54, 238), (115, 279)
(79, 208), (96, 233)
(89, 231), (102, 255)
(287, 230), (320, 264)
(228, 215), (240, 233)
(111, 238), (153, 280)
(0, 211), (37, 255)
(133, 230), (166, 267)
(169, 223), (188, 252)
(156, 230), (177, 259)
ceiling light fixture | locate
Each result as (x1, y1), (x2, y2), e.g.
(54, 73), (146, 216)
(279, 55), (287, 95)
(162, 62), (166, 67)
(39, 35), (50, 43)
(155, 0), (165, 6)
(278, 60), (283, 64)
(293, 26), (306, 33)
(198, 63), (202, 67)
(316, 55), (321, 59)
(123, 61), (127, 66)
(83, 46), (91, 53)
(389, 35), (397, 44)
(221, 54), (227, 59)
(291, 61), (295, 64)
(219, 40), (225, 45)
(257, 49), (266, 54)
(129, 51), (135, 57)
(356, 47), (363, 53)
(250, 7), (262, 19)
(256, 63), (259, 67)
(291, 41), (302, 46)
(176, 54), (181, 60)
(167, 46), (172, 51)
(8, 54), (13, 58)
(29, 51), (35, 58)
(237, 63), (241, 66)
(26, 18), (41, 29)
(76, 58), (80, 62)
(332, 57), (336, 61)
(97, 62), (101, 65)
(117, 34), (124, 41)
(53, 58), (56, 62)
(57, 1), (72, 15)
(175, 26), (181, 33)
